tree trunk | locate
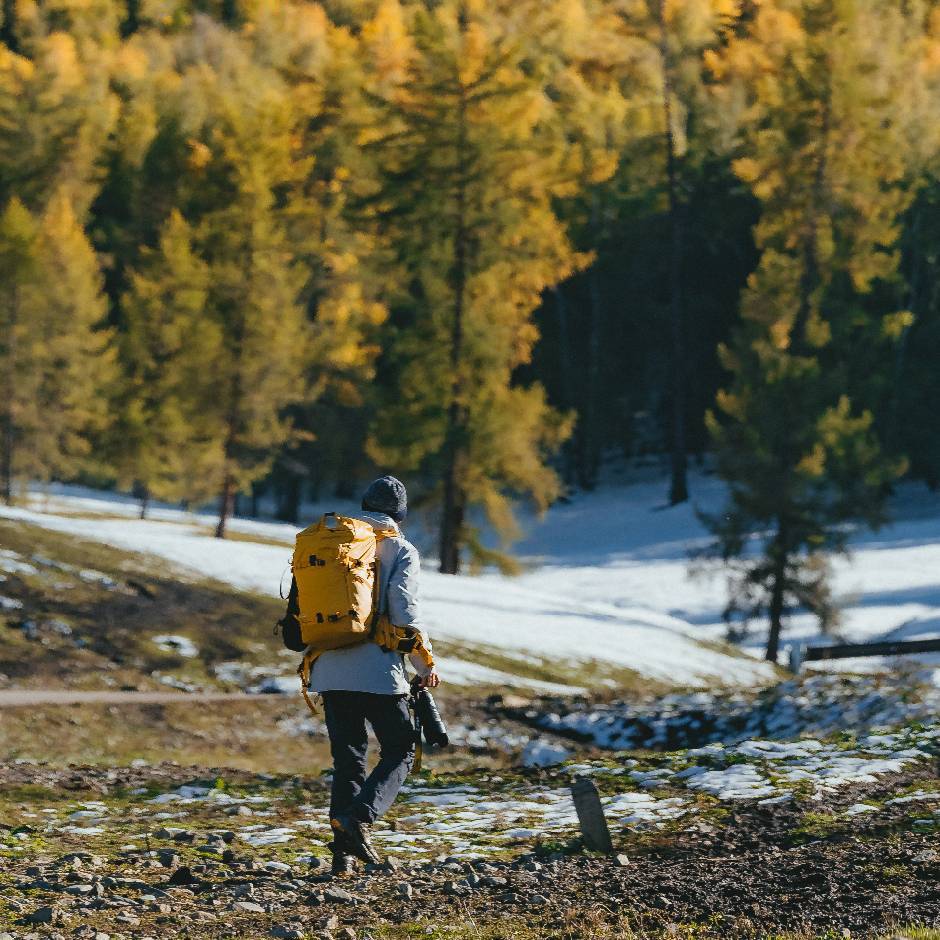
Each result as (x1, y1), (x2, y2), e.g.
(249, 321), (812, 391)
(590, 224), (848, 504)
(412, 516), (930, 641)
(658, 0), (688, 506)
(215, 474), (235, 539)
(438, 36), (469, 576)
(277, 474), (302, 524)
(552, 286), (576, 485)
(580, 234), (603, 491)
(766, 520), (789, 663)
(766, 563), (785, 663)
(138, 487), (150, 520)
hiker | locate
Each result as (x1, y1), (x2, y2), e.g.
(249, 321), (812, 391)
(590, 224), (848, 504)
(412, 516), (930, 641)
(280, 475), (439, 875)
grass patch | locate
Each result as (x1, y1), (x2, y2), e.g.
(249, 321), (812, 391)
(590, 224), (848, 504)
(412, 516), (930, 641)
(0, 517), (284, 691)
(435, 638), (670, 697)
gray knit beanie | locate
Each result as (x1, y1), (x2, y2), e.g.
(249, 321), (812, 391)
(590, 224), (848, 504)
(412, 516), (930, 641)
(361, 475), (408, 523)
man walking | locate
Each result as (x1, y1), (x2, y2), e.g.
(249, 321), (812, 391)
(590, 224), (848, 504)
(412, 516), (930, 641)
(306, 476), (439, 874)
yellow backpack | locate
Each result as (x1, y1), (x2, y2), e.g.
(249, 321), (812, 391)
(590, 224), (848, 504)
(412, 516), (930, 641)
(292, 512), (390, 649)
(293, 512), (434, 713)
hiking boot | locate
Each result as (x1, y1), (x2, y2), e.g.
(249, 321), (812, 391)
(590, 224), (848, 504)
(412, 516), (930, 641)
(330, 850), (356, 876)
(331, 814), (381, 866)
(328, 835), (357, 877)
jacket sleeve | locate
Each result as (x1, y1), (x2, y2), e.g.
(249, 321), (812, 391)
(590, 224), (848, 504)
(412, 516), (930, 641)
(387, 543), (433, 675)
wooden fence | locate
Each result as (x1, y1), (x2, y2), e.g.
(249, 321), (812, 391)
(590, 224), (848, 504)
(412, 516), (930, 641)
(787, 636), (940, 674)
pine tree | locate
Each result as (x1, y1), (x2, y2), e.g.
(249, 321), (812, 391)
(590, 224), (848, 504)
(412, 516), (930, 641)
(117, 209), (224, 516)
(30, 190), (116, 483)
(361, 0), (580, 573)
(0, 193), (114, 502)
(0, 12), (119, 219)
(703, 0), (923, 661)
(173, 19), (310, 537)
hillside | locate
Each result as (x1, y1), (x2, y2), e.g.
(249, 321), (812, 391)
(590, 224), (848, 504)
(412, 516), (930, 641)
(0, 478), (785, 696)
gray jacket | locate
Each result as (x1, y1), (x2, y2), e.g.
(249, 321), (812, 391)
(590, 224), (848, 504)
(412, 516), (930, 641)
(309, 511), (431, 695)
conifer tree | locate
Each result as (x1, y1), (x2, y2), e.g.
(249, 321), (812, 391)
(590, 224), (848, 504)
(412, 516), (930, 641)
(117, 209), (224, 516)
(172, 19), (310, 537)
(0, 193), (114, 502)
(0, 12), (119, 219)
(703, 0), (922, 661)
(362, 0), (580, 574)
(31, 190), (116, 483)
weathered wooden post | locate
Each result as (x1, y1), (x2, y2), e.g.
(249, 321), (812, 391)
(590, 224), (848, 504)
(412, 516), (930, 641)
(787, 643), (805, 675)
(571, 776), (613, 853)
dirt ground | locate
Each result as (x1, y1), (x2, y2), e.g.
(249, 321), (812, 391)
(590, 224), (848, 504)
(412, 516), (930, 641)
(0, 758), (937, 940)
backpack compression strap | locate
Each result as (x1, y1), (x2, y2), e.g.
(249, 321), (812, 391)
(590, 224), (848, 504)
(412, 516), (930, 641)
(297, 647), (322, 716)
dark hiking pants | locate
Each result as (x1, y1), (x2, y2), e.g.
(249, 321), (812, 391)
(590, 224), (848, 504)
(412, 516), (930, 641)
(322, 691), (416, 825)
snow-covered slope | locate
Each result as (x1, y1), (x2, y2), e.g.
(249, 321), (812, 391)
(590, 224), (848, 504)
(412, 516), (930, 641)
(0, 483), (777, 691)
(7, 467), (940, 689)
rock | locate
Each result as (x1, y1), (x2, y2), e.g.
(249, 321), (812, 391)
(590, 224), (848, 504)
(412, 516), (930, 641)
(396, 883), (413, 900)
(383, 857), (402, 872)
(234, 901), (266, 913)
(531, 894), (550, 905)
(226, 804), (254, 817)
(115, 914), (140, 927)
(480, 876), (508, 887)
(317, 914), (340, 931)
(443, 880), (460, 895)
(338, 929), (357, 940)
(167, 867), (197, 885)
(233, 884), (255, 898)
(23, 907), (58, 925)
(156, 851), (179, 868)
(324, 887), (356, 905)
(614, 853), (631, 867)
(270, 928), (304, 940)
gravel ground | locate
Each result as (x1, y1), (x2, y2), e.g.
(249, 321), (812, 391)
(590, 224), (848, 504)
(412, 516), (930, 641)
(0, 741), (937, 940)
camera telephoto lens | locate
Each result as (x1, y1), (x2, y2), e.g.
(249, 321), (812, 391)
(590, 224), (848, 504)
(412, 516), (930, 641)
(412, 686), (449, 747)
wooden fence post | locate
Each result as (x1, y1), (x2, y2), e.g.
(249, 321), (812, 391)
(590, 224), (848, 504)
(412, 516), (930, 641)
(571, 776), (613, 853)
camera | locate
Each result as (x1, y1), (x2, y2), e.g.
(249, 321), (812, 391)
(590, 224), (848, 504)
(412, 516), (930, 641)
(410, 680), (449, 747)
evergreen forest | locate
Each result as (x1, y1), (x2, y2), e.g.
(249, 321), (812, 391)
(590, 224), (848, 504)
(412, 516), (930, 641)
(3, 0), (940, 653)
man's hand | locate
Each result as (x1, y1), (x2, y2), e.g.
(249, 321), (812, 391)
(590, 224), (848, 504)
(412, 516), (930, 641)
(417, 671), (440, 689)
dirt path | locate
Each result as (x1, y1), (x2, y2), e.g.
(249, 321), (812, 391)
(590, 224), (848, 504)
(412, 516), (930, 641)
(0, 689), (258, 706)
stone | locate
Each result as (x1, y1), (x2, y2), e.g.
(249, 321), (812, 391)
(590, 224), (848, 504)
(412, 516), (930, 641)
(396, 883), (413, 900)
(226, 804), (254, 817)
(234, 901), (266, 913)
(233, 884), (255, 899)
(115, 914), (140, 927)
(270, 928), (304, 940)
(324, 887), (356, 905)
(614, 853), (631, 867)
(156, 851), (179, 869)
(383, 857), (401, 872)
(318, 914), (340, 931)
(480, 876), (508, 887)
(443, 881), (460, 895)
(168, 867), (197, 885)
(338, 929), (357, 940)
(23, 907), (58, 925)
